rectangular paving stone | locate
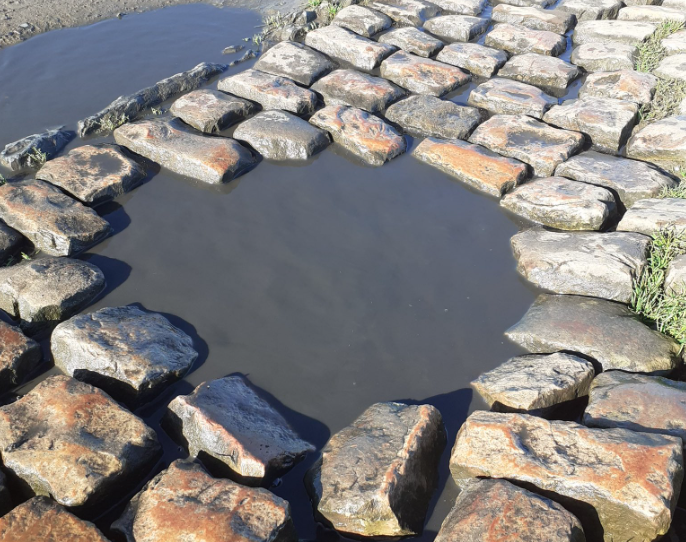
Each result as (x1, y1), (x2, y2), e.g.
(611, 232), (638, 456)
(413, 137), (528, 197)
(386, 95), (481, 139)
(573, 20), (657, 46)
(0, 128), (74, 172)
(309, 105), (406, 166)
(663, 29), (686, 55)
(618, 5), (686, 23)
(0, 179), (111, 256)
(655, 54), (686, 82)
(423, 15), (490, 42)
(626, 115), (686, 174)
(555, 150), (676, 208)
(431, 0), (485, 15)
(254, 40), (335, 86)
(370, 0), (441, 26)
(618, 198), (686, 236)
(380, 50), (470, 96)
(0, 320), (40, 393)
(305, 25), (396, 71)
(114, 118), (257, 184)
(556, 0), (623, 21)
(171, 89), (257, 134)
(469, 114), (585, 177)
(311, 69), (406, 113)
(485, 23), (567, 56)
(332, 5), (393, 37)
(491, 4), (574, 34)
(497, 0), (554, 7)
(467, 78), (558, 119)
(435, 42), (507, 78)
(666, 253), (686, 295)
(498, 53), (580, 95)
(217, 69), (317, 115)
(664, 0), (686, 8)
(570, 42), (638, 72)
(578, 70), (657, 106)
(377, 27), (445, 58)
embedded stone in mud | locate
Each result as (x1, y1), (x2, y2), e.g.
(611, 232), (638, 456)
(233, 110), (331, 161)
(0, 320), (41, 393)
(35, 144), (146, 206)
(573, 20), (657, 47)
(305, 402), (446, 538)
(485, 23), (567, 57)
(309, 105), (406, 166)
(112, 460), (297, 542)
(511, 228), (650, 303)
(304, 25), (396, 71)
(423, 15), (490, 43)
(0, 222), (23, 265)
(170, 89), (257, 134)
(505, 294), (682, 374)
(570, 42), (638, 73)
(435, 478), (586, 542)
(0, 127), (74, 172)
(435, 42), (507, 78)
(617, 198), (686, 237)
(491, 4), (574, 34)
(166, 376), (315, 485)
(0, 497), (110, 542)
(114, 118), (257, 184)
(497, 53), (580, 94)
(467, 78), (557, 119)
(413, 137), (527, 197)
(385, 95), (482, 139)
(253, 40), (335, 86)
(0, 375), (161, 510)
(579, 70), (657, 106)
(0, 179), (111, 256)
(449, 411), (683, 542)
(377, 27), (445, 58)
(369, 0), (441, 26)
(556, 0), (623, 21)
(555, 151), (675, 208)
(331, 5), (393, 37)
(468, 115), (585, 177)
(311, 69), (406, 114)
(0, 257), (105, 334)
(380, 50), (470, 97)
(51, 305), (198, 406)
(217, 69), (318, 115)
(626, 115), (686, 174)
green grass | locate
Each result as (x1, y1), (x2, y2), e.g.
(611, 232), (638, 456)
(98, 113), (129, 133)
(638, 77), (686, 127)
(660, 176), (686, 199)
(307, 0), (321, 7)
(327, 3), (342, 17)
(26, 147), (47, 168)
(0, 174), (5, 186)
(636, 20), (685, 73)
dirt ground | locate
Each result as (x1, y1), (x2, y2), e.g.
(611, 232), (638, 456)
(0, 0), (302, 48)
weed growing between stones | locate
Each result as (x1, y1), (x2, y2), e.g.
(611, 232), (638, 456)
(26, 146), (47, 168)
(0, 174), (5, 186)
(308, 0), (322, 7)
(631, 228), (686, 346)
(327, 3), (342, 18)
(635, 20), (685, 73)
(98, 113), (129, 134)
(660, 174), (686, 198)
(638, 77), (686, 127)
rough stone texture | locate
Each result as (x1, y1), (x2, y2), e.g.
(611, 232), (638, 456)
(500, 177), (616, 230)
(491, 4), (574, 34)
(0, 180), (111, 257)
(332, 5), (393, 37)
(584, 371), (686, 447)
(570, 43), (638, 73)
(413, 137), (528, 197)
(0, 222), (22, 264)
(370, 0), (441, 26)
(78, 62), (227, 137)
(498, 0), (554, 7)
(0, 320), (40, 393)
(617, 198), (686, 236)
(166, 376), (314, 484)
(0, 375), (160, 509)
(304, 25), (395, 71)
(113, 460), (296, 542)
(217, 69), (317, 116)
(472, 352), (595, 414)
(578, 70), (657, 106)
(469, 115), (585, 177)
(51, 306), (198, 406)
(0, 497), (109, 542)
(619, 5), (686, 23)
(380, 51), (470, 96)
(450, 411), (683, 542)
(254, 41), (335, 86)
(234, 110), (330, 161)
(431, 0), (486, 15)
(485, 23), (567, 57)
(35, 144), (145, 206)
(377, 27), (445, 58)
(311, 69), (405, 114)
(627, 116), (686, 174)
(511, 229), (650, 302)
(543, 97), (637, 155)
(664, 0), (686, 8)
(556, 0), (623, 21)
(666, 253), (686, 295)
(385, 95), (481, 139)
(434, 478), (586, 542)
(0, 257), (105, 334)
(170, 89), (257, 134)
(655, 54), (686, 82)
(309, 105), (406, 166)
(555, 151), (676, 208)
(505, 294), (682, 373)
(423, 15), (490, 43)
(0, 128), (74, 172)
(435, 42), (507, 78)
(114, 118), (256, 184)
(498, 53), (580, 94)
(467, 78), (557, 119)
(573, 20), (657, 47)
(663, 29), (686, 55)
(306, 402), (445, 537)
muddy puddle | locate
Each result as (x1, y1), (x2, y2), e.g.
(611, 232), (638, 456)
(0, 4), (548, 539)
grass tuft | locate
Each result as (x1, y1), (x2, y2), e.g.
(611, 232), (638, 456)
(636, 20), (685, 73)
(98, 113), (129, 133)
(638, 77), (686, 127)
(660, 175), (686, 199)
(307, 0), (322, 7)
(26, 147), (47, 168)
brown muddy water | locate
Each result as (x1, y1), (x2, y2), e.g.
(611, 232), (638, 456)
(0, 4), (545, 539)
